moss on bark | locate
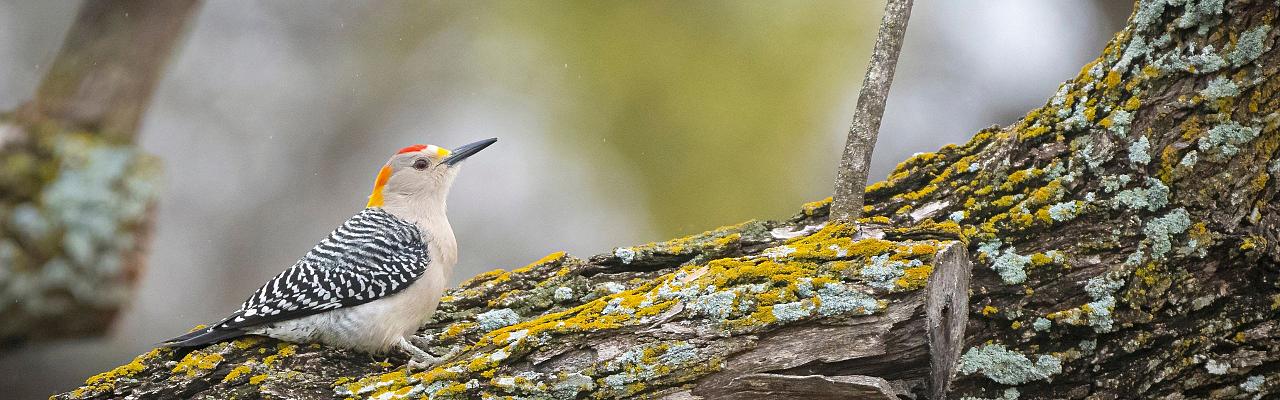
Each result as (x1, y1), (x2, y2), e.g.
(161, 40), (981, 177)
(56, 0), (1280, 398)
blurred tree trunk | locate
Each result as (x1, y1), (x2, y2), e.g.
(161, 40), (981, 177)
(0, 0), (200, 347)
(56, 0), (1279, 399)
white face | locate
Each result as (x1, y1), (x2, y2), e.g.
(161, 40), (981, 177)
(369, 139), (496, 208)
(383, 148), (459, 200)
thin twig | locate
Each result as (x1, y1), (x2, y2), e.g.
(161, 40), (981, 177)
(830, 0), (914, 222)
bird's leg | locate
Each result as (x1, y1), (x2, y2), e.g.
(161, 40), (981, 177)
(398, 336), (441, 370)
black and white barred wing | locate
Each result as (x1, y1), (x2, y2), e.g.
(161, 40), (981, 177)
(224, 208), (430, 328)
(165, 208), (430, 346)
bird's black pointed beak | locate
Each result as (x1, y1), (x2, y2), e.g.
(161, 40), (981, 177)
(443, 138), (497, 166)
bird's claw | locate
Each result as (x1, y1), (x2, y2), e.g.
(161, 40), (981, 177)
(406, 354), (443, 371)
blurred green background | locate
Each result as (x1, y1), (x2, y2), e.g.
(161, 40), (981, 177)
(0, 1), (1127, 396)
(487, 1), (879, 234)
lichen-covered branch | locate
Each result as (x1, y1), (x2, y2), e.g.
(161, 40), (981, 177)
(58, 218), (970, 399)
(0, 0), (200, 346)
(56, 0), (1280, 398)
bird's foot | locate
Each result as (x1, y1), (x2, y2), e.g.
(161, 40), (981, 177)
(398, 336), (446, 371)
(406, 355), (443, 371)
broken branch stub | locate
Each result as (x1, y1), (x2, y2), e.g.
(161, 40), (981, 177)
(690, 242), (970, 400)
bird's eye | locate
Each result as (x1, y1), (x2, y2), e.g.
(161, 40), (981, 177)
(412, 159), (430, 170)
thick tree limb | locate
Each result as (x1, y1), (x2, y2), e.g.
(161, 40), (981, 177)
(831, 0), (913, 222)
(56, 0), (1280, 398)
(17, 0), (201, 139)
(0, 0), (200, 347)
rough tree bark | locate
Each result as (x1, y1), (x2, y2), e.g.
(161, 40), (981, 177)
(56, 0), (1279, 399)
(831, 0), (913, 222)
(0, 0), (201, 346)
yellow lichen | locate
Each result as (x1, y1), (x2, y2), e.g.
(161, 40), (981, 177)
(440, 321), (475, 341)
(78, 348), (166, 395)
(1104, 70), (1122, 89)
(895, 265), (934, 290)
(172, 352), (224, 377)
(801, 197), (833, 216)
(512, 251), (567, 274)
(223, 365), (253, 383)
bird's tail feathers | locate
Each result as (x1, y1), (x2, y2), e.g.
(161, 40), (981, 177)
(162, 325), (246, 348)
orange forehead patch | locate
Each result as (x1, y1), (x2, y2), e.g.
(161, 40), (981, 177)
(397, 144), (451, 157)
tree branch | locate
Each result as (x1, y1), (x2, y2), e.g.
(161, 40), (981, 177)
(53, 0), (1280, 398)
(0, 0), (200, 347)
(16, 0), (201, 140)
(831, 0), (913, 222)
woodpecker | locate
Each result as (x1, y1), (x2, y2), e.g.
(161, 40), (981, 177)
(165, 138), (497, 367)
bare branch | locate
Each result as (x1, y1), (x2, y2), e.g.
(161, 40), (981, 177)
(17, 0), (202, 140)
(830, 0), (913, 222)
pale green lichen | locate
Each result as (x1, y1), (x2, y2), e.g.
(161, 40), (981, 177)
(1003, 388), (1020, 400)
(1112, 178), (1169, 211)
(1083, 141), (1115, 170)
(1133, 0), (1168, 32)
(958, 344), (1063, 385)
(1, 132), (162, 332)
(1200, 76), (1239, 101)
(860, 253), (924, 289)
(1180, 150), (1199, 167)
(553, 287), (574, 302)
(599, 342), (701, 394)
(1128, 136), (1152, 165)
(815, 283), (879, 316)
(1205, 358), (1229, 375)
(600, 297), (629, 315)
(1226, 25), (1272, 67)
(1175, 0), (1224, 31)
(613, 248), (636, 264)
(1144, 208), (1192, 259)
(1032, 317), (1052, 332)
(1109, 110), (1135, 136)
(1083, 274), (1126, 333)
(1241, 375), (1265, 393)
(600, 282), (626, 294)
(992, 250), (1031, 285)
(1047, 202), (1079, 222)
(1080, 339), (1097, 352)
(689, 290), (737, 319)
(770, 301), (813, 323)
(476, 308), (521, 332)
(1101, 174), (1132, 193)
(1198, 121), (1260, 158)
(1116, 36), (1150, 71)
(1154, 43), (1227, 74)
(551, 372), (596, 398)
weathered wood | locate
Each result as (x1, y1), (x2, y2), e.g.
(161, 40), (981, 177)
(714, 373), (906, 400)
(925, 242), (968, 399)
(53, 0), (1280, 398)
(689, 242), (969, 399)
